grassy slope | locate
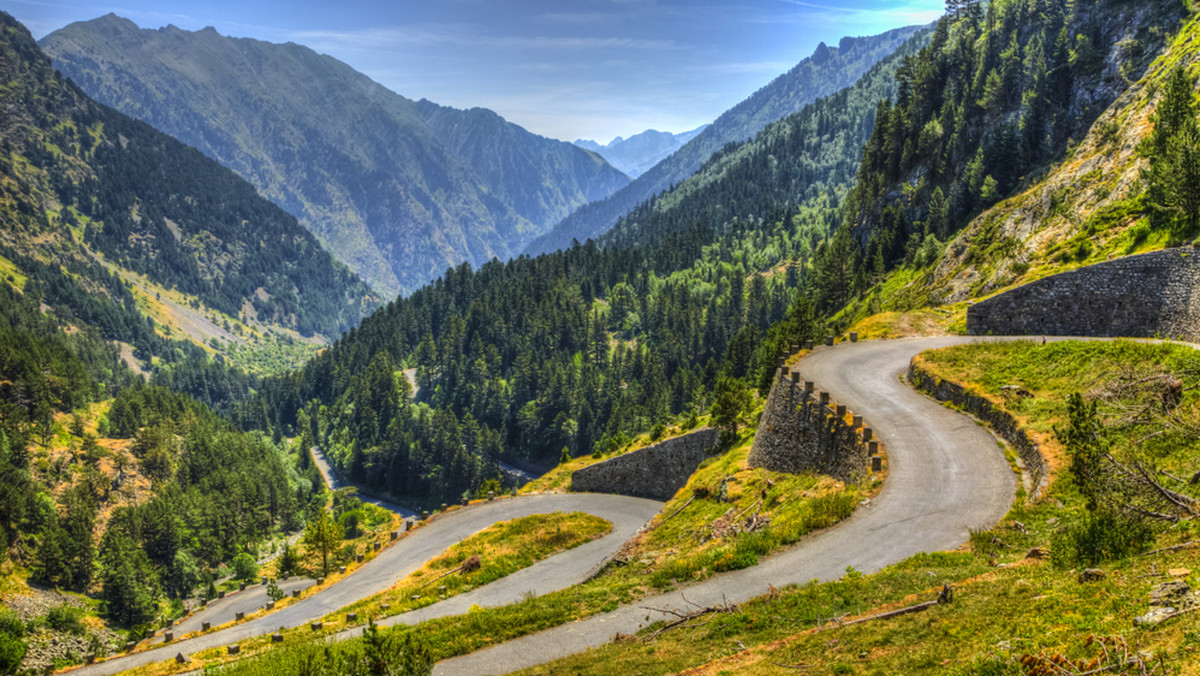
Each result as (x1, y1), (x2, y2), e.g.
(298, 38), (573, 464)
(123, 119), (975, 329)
(522, 340), (1200, 674)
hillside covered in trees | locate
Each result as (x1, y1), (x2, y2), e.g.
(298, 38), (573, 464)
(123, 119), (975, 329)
(0, 11), (377, 362)
(524, 24), (927, 255)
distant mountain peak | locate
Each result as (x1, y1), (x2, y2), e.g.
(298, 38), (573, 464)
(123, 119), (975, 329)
(572, 125), (708, 179)
(811, 41), (832, 65)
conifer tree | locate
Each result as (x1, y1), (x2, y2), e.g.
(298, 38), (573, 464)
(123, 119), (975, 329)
(1146, 66), (1200, 226)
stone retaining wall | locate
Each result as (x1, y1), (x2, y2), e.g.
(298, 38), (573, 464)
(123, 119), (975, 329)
(570, 428), (720, 501)
(907, 361), (1048, 499)
(747, 370), (869, 483)
(967, 248), (1200, 340)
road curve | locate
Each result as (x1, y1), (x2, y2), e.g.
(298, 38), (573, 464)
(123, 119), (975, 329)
(309, 445), (418, 518)
(72, 494), (662, 675)
(434, 336), (1018, 675)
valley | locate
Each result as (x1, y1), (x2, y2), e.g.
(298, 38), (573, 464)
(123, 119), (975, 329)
(4, 0), (1200, 674)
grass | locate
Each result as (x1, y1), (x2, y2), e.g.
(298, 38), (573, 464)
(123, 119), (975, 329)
(513, 339), (1200, 675)
(333, 511), (611, 621)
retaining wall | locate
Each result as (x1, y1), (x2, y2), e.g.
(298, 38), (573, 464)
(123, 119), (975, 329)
(747, 370), (869, 483)
(570, 428), (720, 501)
(907, 361), (1048, 499)
(967, 248), (1200, 340)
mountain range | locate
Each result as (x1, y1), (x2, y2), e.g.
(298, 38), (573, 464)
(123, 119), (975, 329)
(574, 126), (707, 178)
(40, 15), (630, 298)
(0, 11), (375, 366)
(524, 25), (926, 256)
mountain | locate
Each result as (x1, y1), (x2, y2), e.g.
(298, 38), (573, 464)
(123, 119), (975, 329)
(0, 11), (375, 369)
(524, 25), (927, 256)
(921, 0), (1196, 306)
(598, 28), (931, 255)
(39, 15), (630, 298)
(829, 0), (1187, 318)
(574, 126), (707, 178)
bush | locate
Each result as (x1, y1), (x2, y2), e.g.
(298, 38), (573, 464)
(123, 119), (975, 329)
(0, 632), (25, 676)
(278, 543), (301, 576)
(0, 613), (19, 640)
(339, 509), (364, 539)
(231, 552), (259, 581)
(1052, 510), (1154, 567)
(46, 605), (86, 635)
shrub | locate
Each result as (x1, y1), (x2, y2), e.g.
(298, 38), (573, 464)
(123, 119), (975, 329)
(1052, 510), (1154, 567)
(278, 543), (301, 576)
(231, 552), (259, 581)
(45, 605), (86, 635)
(339, 509), (364, 539)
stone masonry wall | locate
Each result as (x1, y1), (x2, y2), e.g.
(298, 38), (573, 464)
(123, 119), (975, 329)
(747, 369), (869, 483)
(908, 361), (1048, 499)
(570, 428), (720, 501)
(967, 248), (1200, 340)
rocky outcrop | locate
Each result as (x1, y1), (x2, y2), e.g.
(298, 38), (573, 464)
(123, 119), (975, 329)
(967, 248), (1200, 341)
(570, 428), (720, 501)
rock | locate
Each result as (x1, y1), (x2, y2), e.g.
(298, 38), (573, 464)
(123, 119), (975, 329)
(1134, 606), (1177, 626)
(1169, 568), (1191, 578)
(1025, 547), (1050, 559)
(1149, 581), (1191, 607)
(1078, 568), (1106, 583)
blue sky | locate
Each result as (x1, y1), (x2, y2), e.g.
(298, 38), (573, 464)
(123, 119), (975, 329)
(8, 0), (945, 142)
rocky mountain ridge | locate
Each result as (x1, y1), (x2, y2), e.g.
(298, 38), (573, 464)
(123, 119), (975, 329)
(40, 15), (630, 297)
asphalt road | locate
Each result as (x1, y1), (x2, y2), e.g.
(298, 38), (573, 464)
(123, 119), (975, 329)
(72, 494), (662, 675)
(75, 336), (1021, 675)
(433, 336), (1018, 675)
(309, 445), (418, 518)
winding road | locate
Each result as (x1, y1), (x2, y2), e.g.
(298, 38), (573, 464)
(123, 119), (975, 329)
(433, 337), (1017, 674)
(73, 337), (1021, 675)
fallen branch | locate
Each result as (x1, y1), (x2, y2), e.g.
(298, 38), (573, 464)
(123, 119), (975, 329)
(641, 595), (738, 642)
(421, 555), (481, 587)
(1138, 540), (1199, 557)
(828, 584), (953, 630)
(652, 496), (695, 529)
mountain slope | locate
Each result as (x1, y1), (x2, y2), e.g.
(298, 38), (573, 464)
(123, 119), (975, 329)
(0, 11), (375, 362)
(574, 126), (707, 178)
(598, 27), (932, 253)
(524, 25), (926, 255)
(40, 15), (631, 297)
(816, 0), (1191, 325)
(925, 3), (1200, 304)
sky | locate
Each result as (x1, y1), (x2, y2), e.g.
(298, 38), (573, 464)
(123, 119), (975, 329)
(7, 0), (946, 143)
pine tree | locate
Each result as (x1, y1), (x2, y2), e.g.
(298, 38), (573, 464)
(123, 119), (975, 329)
(1146, 66), (1200, 226)
(303, 509), (344, 577)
